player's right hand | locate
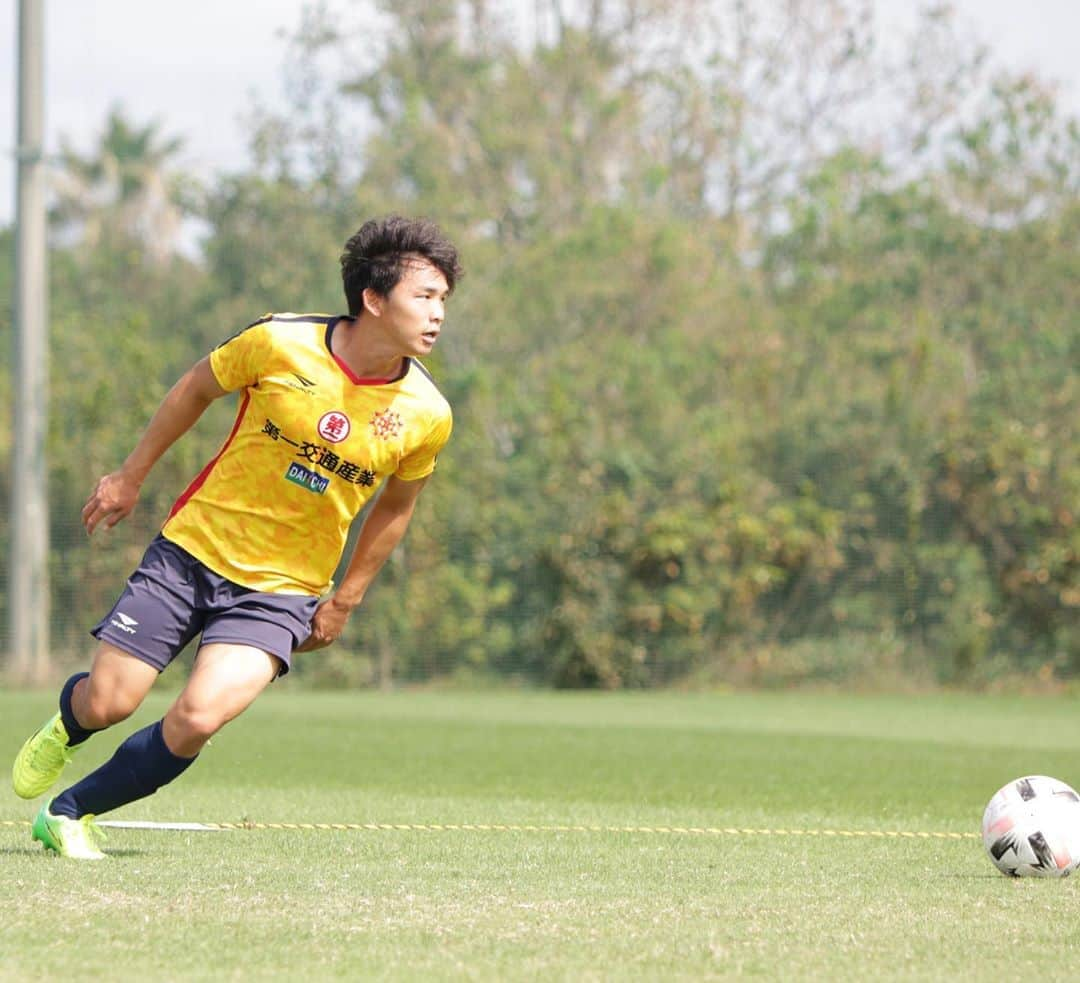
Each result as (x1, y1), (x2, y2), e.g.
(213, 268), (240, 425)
(82, 471), (141, 535)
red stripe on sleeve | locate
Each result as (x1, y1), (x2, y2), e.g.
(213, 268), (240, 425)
(167, 392), (251, 520)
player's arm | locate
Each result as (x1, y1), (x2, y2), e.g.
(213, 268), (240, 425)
(297, 474), (431, 652)
(82, 356), (229, 534)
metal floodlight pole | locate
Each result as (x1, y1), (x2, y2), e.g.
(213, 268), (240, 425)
(10, 0), (50, 683)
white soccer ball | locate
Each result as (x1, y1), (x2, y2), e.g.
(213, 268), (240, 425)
(981, 775), (1080, 878)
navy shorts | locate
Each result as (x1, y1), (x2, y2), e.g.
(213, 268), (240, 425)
(91, 534), (319, 675)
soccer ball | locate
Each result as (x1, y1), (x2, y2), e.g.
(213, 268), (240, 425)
(981, 775), (1080, 878)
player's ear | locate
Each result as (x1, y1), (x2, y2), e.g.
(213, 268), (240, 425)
(362, 287), (383, 317)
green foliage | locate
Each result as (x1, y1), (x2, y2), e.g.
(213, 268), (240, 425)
(2, 2), (1077, 685)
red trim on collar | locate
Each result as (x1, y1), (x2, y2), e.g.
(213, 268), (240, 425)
(326, 320), (409, 385)
(334, 351), (400, 386)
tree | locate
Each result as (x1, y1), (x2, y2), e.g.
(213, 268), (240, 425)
(51, 108), (189, 263)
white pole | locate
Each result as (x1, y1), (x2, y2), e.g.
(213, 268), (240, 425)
(11, 0), (50, 683)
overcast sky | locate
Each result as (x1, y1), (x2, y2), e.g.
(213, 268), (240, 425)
(2, 0), (1079, 225)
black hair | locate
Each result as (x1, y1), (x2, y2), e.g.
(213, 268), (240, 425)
(339, 215), (464, 316)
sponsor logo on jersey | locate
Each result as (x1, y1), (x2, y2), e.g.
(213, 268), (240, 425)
(285, 462), (330, 494)
(318, 411), (351, 443)
(262, 417), (377, 487)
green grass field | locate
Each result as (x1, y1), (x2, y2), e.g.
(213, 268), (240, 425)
(2, 687), (1079, 980)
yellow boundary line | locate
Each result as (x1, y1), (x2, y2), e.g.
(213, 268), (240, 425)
(0, 818), (979, 839)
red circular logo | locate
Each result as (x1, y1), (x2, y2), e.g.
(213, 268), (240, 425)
(317, 411), (351, 443)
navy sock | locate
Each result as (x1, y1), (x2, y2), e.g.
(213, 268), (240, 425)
(51, 720), (197, 819)
(58, 672), (101, 747)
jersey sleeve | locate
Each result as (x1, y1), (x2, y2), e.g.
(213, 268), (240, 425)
(395, 406), (453, 481)
(208, 316), (275, 392)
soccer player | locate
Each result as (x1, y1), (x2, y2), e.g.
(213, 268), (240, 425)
(11, 216), (462, 859)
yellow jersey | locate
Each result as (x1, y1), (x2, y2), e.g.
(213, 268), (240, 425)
(161, 314), (452, 595)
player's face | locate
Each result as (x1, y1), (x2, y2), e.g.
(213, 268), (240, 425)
(378, 259), (450, 356)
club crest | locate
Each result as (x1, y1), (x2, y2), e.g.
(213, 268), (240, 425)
(370, 409), (404, 440)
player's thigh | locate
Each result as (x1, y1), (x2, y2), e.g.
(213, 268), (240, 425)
(82, 641), (160, 724)
(165, 643), (281, 742)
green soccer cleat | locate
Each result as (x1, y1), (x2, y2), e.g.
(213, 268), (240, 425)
(12, 712), (76, 799)
(32, 803), (107, 860)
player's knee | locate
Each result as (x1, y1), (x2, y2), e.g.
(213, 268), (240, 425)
(166, 702), (225, 747)
(82, 687), (140, 728)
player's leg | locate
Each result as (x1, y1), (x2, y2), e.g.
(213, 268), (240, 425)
(47, 643), (281, 823)
(22, 535), (207, 857)
(14, 534), (201, 802)
(162, 643), (282, 755)
(159, 581), (314, 756)
(19, 646), (162, 860)
(12, 643), (158, 800)
(74, 641), (162, 728)
(34, 567), (314, 859)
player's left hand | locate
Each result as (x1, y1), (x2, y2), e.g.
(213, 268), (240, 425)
(295, 596), (354, 652)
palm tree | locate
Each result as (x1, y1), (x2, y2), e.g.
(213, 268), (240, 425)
(51, 107), (188, 263)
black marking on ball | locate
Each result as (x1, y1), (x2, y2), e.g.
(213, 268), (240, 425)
(1016, 779), (1037, 801)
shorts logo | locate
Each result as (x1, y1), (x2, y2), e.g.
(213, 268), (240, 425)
(318, 411), (350, 443)
(285, 462), (330, 494)
(110, 612), (139, 635)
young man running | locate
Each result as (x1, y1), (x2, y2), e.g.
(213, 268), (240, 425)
(11, 215), (462, 859)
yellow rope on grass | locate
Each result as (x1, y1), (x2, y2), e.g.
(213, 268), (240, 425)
(0, 818), (979, 839)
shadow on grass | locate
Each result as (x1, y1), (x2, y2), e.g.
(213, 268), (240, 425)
(0, 845), (150, 858)
(927, 871), (1021, 881)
